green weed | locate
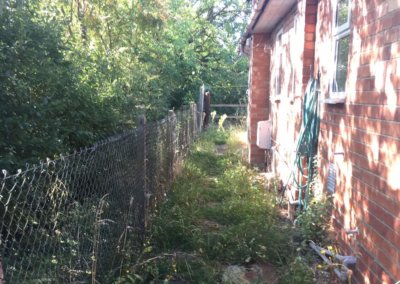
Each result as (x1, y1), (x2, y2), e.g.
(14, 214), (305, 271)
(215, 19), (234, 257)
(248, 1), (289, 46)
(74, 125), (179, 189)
(119, 127), (325, 283)
(202, 126), (229, 144)
(280, 255), (315, 284)
(296, 195), (333, 244)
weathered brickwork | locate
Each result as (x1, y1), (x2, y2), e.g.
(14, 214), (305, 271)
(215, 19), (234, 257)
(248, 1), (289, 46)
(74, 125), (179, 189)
(251, 0), (318, 182)
(248, 33), (270, 167)
(315, 0), (400, 283)
(268, 2), (304, 180)
(247, 0), (400, 283)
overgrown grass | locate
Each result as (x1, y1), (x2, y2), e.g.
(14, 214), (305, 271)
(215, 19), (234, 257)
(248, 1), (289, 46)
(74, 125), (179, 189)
(116, 126), (328, 283)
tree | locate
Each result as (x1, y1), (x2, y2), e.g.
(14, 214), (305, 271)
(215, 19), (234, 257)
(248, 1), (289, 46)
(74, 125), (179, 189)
(0, 2), (115, 170)
(0, 0), (250, 170)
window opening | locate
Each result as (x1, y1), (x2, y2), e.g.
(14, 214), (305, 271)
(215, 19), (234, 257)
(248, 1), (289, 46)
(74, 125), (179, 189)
(330, 0), (351, 100)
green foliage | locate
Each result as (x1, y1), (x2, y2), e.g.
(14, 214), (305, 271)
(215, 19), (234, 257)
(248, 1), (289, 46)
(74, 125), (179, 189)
(0, 0), (250, 171)
(203, 126), (229, 145)
(296, 196), (333, 243)
(35, 0), (250, 110)
(123, 127), (293, 282)
(115, 257), (217, 284)
(281, 256), (314, 284)
(0, 3), (116, 170)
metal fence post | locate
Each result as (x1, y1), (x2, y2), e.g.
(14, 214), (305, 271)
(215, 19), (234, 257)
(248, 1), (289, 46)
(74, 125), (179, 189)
(139, 115), (148, 230)
(171, 110), (177, 180)
(192, 103), (197, 140)
(198, 85), (205, 131)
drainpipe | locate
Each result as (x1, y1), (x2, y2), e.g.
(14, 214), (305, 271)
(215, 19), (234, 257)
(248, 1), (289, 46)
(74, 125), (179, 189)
(239, 0), (270, 55)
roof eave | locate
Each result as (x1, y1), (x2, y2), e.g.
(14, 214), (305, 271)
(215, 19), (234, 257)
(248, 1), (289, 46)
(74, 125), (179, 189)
(239, 0), (297, 55)
(240, 0), (270, 53)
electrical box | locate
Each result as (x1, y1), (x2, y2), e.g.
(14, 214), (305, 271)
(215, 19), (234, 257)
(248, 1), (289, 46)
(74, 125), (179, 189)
(256, 120), (272, 149)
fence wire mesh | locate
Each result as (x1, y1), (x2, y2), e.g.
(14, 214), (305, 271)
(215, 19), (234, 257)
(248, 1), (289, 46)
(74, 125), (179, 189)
(0, 104), (199, 283)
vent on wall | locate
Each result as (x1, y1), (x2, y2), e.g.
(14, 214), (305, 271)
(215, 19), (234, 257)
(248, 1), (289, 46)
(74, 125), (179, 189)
(327, 163), (336, 193)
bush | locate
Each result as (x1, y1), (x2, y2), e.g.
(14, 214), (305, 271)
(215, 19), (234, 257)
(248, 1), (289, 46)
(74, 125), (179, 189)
(296, 196), (333, 243)
(0, 5), (116, 171)
(281, 256), (314, 284)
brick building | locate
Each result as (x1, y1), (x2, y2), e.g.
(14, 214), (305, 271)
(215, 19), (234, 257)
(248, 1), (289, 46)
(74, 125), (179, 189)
(241, 0), (400, 283)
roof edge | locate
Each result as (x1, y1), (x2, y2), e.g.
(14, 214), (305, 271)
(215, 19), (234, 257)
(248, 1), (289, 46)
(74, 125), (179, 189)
(239, 0), (270, 53)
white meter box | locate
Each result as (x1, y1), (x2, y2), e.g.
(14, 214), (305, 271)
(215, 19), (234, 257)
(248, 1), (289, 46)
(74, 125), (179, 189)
(256, 120), (272, 149)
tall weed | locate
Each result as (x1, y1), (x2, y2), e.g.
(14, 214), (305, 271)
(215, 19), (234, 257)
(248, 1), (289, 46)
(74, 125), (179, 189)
(121, 127), (296, 282)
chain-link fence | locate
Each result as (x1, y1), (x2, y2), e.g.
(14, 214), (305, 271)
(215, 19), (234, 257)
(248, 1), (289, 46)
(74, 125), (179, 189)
(0, 104), (200, 283)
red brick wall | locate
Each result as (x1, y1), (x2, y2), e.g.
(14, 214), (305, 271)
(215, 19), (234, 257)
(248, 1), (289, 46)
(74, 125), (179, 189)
(303, 0), (318, 90)
(248, 0), (399, 282)
(268, 0), (317, 181)
(248, 33), (270, 167)
(315, 0), (400, 283)
(269, 3), (303, 179)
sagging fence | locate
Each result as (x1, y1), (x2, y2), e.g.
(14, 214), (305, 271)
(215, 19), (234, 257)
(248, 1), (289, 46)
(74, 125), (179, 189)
(0, 104), (200, 283)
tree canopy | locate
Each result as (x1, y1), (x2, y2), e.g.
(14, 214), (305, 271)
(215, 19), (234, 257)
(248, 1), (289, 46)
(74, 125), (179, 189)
(0, 0), (250, 170)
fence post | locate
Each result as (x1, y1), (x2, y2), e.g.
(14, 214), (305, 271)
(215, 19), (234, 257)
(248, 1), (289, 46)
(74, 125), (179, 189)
(192, 103), (197, 140)
(167, 110), (176, 181)
(139, 115), (148, 230)
(203, 91), (211, 129)
(197, 85), (205, 131)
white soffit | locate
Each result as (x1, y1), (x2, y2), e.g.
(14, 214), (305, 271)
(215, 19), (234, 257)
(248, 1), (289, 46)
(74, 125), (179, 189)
(253, 0), (297, 33)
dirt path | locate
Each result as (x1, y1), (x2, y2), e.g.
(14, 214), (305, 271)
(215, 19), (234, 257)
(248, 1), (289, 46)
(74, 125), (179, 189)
(215, 144), (284, 284)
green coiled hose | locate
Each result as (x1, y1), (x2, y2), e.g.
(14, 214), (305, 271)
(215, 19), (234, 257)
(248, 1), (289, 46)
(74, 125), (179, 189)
(286, 76), (320, 209)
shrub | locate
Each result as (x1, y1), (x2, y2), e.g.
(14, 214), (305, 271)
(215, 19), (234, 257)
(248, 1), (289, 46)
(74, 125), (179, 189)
(281, 256), (314, 284)
(296, 195), (333, 243)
